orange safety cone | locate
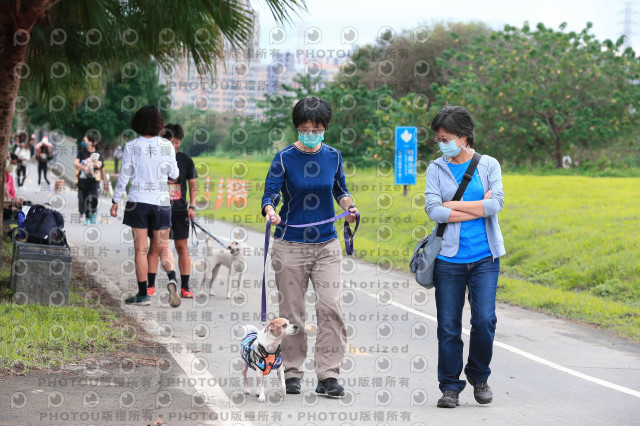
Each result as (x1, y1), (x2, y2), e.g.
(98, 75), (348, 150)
(205, 176), (210, 201)
(226, 178), (233, 207)
(215, 176), (224, 210)
(232, 179), (244, 207)
(236, 179), (248, 208)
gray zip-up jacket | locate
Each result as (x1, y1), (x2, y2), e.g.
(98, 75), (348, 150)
(424, 154), (506, 259)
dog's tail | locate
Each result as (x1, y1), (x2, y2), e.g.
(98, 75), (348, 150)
(242, 324), (260, 338)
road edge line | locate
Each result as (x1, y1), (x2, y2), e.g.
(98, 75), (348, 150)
(356, 289), (640, 399)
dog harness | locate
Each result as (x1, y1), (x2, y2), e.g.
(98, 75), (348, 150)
(241, 332), (282, 375)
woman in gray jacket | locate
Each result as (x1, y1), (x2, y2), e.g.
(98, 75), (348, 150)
(424, 106), (505, 409)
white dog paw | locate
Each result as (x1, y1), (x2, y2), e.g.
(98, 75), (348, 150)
(244, 388), (250, 395)
(209, 291), (216, 296)
(257, 393), (265, 403)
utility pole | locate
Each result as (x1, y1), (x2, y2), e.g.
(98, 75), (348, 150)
(620, 2), (638, 49)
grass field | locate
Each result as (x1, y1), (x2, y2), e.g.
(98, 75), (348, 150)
(182, 156), (640, 341)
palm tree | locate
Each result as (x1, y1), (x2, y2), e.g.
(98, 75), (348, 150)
(0, 0), (306, 206)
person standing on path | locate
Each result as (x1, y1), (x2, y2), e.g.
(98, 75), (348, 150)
(146, 123), (197, 299)
(110, 105), (181, 308)
(35, 136), (52, 191)
(261, 96), (359, 398)
(113, 145), (123, 174)
(74, 135), (107, 225)
(15, 140), (30, 188)
(424, 105), (506, 408)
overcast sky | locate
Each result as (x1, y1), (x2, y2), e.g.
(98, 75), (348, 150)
(252, 0), (638, 55)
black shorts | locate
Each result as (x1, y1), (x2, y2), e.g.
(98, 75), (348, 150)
(123, 201), (171, 230)
(148, 210), (189, 240)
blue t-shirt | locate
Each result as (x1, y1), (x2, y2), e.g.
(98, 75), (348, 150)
(437, 159), (492, 263)
(261, 143), (351, 243)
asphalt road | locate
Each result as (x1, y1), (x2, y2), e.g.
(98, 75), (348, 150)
(6, 161), (640, 425)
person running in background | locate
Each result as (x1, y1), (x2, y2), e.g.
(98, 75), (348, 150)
(110, 105), (181, 307)
(35, 136), (52, 191)
(75, 135), (106, 225)
(15, 139), (30, 188)
(113, 145), (123, 174)
(147, 123), (197, 298)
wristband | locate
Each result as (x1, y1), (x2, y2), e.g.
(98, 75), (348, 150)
(348, 204), (357, 210)
(188, 206), (195, 210)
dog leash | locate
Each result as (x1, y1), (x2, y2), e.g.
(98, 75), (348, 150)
(190, 219), (232, 251)
(261, 210), (361, 323)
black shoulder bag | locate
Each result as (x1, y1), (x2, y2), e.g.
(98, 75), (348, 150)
(410, 152), (481, 289)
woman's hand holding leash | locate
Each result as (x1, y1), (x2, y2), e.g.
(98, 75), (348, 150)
(346, 206), (358, 223)
(265, 206), (281, 225)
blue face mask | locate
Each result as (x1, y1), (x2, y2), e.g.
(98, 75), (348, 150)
(438, 139), (462, 158)
(299, 131), (324, 148)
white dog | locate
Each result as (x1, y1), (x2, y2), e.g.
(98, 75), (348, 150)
(201, 236), (247, 298)
(240, 318), (299, 402)
(85, 152), (101, 181)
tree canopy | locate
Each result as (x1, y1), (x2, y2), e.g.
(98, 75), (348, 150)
(433, 22), (640, 167)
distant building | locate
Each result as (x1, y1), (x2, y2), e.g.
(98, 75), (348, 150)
(160, 10), (350, 117)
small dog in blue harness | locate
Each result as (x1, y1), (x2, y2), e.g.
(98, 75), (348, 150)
(240, 318), (299, 402)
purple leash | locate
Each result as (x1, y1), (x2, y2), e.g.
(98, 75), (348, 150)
(261, 210), (360, 323)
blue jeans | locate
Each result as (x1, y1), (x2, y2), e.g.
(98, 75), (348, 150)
(434, 256), (500, 393)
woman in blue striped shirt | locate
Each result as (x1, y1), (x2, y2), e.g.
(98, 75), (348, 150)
(261, 96), (358, 398)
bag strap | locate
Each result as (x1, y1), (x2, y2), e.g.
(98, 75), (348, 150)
(32, 206), (49, 235)
(435, 152), (482, 237)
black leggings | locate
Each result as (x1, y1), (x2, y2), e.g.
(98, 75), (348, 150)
(37, 162), (49, 185)
(16, 164), (26, 186)
(78, 181), (99, 218)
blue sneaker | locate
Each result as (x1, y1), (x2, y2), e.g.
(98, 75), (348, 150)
(91, 213), (97, 224)
(84, 217), (91, 226)
(125, 294), (150, 305)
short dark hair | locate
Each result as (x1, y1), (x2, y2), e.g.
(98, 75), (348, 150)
(130, 105), (165, 136)
(431, 105), (475, 147)
(162, 123), (184, 141)
(86, 134), (97, 144)
(292, 96), (332, 130)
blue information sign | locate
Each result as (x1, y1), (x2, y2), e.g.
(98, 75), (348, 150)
(394, 126), (418, 185)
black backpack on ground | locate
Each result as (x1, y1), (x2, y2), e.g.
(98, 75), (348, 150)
(14, 204), (68, 247)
